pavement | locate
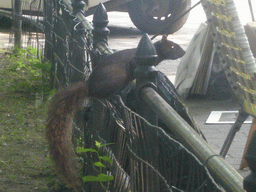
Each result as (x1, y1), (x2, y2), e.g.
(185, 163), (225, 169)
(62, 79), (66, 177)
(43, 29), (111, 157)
(0, 0), (252, 180)
(104, 12), (252, 179)
(104, 8), (252, 179)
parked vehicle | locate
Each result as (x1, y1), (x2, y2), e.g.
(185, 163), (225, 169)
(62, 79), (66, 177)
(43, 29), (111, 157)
(0, 0), (43, 16)
(85, 0), (191, 34)
(127, 0), (191, 34)
(0, 0), (191, 34)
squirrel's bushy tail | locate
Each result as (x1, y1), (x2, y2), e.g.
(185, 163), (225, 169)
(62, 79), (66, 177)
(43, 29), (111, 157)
(46, 81), (89, 190)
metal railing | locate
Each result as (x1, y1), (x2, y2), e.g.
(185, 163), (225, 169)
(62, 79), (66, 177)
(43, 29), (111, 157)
(44, 0), (246, 191)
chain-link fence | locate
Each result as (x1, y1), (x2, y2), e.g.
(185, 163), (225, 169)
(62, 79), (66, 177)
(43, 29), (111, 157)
(1, 0), (244, 191)
(43, 0), (227, 191)
(44, 0), (93, 89)
(86, 95), (223, 191)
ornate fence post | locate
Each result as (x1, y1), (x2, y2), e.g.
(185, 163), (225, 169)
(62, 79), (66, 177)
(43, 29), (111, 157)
(90, 2), (114, 135)
(69, 0), (88, 142)
(54, 1), (68, 88)
(81, 3), (114, 191)
(70, 0), (87, 84)
(44, 0), (54, 88)
(72, 0), (85, 15)
(92, 3), (113, 68)
(134, 33), (159, 125)
(92, 3), (109, 47)
(244, 130), (256, 191)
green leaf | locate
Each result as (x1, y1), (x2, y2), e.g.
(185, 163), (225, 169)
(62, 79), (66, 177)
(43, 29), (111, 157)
(97, 174), (114, 181)
(99, 143), (114, 148)
(100, 156), (113, 164)
(82, 175), (99, 182)
(76, 147), (98, 154)
(82, 174), (114, 182)
(93, 161), (106, 168)
(95, 141), (114, 149)
(95, 141), (101, 148)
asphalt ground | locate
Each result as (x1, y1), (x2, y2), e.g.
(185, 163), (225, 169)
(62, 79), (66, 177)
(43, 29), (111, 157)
(102, 5), (252, 178)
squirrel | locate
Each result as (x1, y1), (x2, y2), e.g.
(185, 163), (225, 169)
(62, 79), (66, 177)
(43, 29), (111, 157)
(46, 35), (185, 191)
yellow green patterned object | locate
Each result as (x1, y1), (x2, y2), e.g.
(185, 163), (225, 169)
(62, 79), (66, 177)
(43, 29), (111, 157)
(201, 0), (256, 117)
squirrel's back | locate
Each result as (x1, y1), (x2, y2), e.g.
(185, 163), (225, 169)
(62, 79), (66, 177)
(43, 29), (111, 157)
(46, 35), (185, 191)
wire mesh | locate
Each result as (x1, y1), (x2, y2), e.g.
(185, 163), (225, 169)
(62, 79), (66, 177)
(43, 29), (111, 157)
(42, 0), (227, 191)
(44, 0), (93, 88)
(87, 96), (224, 192)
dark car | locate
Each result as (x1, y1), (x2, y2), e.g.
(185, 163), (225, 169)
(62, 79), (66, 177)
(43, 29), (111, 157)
(85, 0), (191, 34)
(0, 0), (191, 34)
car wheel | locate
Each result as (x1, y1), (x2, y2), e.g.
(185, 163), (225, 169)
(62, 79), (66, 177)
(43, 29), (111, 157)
(127, 0), (191, 34)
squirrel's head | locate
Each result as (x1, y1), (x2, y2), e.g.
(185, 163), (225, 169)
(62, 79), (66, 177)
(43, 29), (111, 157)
(154, 35), (186, 60)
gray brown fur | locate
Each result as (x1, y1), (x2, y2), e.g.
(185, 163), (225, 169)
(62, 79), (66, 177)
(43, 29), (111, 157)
(46, 35), (185, 191)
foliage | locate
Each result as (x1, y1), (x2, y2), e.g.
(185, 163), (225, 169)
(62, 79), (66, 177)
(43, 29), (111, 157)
(0, 47), (51, 94)
(76, 141), (114, 190)
(45, 140), (115, 191)
(0, 47), (115, 191)
(0, 48), (56, 191)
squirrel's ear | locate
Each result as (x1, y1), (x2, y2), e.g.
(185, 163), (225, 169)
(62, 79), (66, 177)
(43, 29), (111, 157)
(161, 34), (168, 42)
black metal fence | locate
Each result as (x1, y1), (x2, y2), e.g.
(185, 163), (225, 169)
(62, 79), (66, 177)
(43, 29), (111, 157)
(87, 94), (223, 191)
(44, 0), (93, 89)
(42, 0), (226, 191)
(2, 0), (241, 191)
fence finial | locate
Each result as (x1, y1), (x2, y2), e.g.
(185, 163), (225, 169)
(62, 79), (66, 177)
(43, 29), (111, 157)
(72, 0), (85, 15)
(134, 33), (158, 81)
(92, 3), (109, 47)
(134, 33), (158, 125)
(135, 34), (158, 66)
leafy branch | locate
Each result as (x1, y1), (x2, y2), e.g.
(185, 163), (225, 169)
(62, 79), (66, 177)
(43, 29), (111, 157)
(76, 141), (114, 190)
(0, 47), (51, 94)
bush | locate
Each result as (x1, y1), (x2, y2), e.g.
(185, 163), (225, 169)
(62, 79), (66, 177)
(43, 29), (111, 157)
(0, 47), (51, 94)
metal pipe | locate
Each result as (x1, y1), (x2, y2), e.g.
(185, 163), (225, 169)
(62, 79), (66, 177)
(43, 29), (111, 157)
(14, 0), (22, 48)
(0, 9), (44, 32)
(220, 110), (249, 158)
(140, 86), (245, 192)
(248, 0), (255, 21)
